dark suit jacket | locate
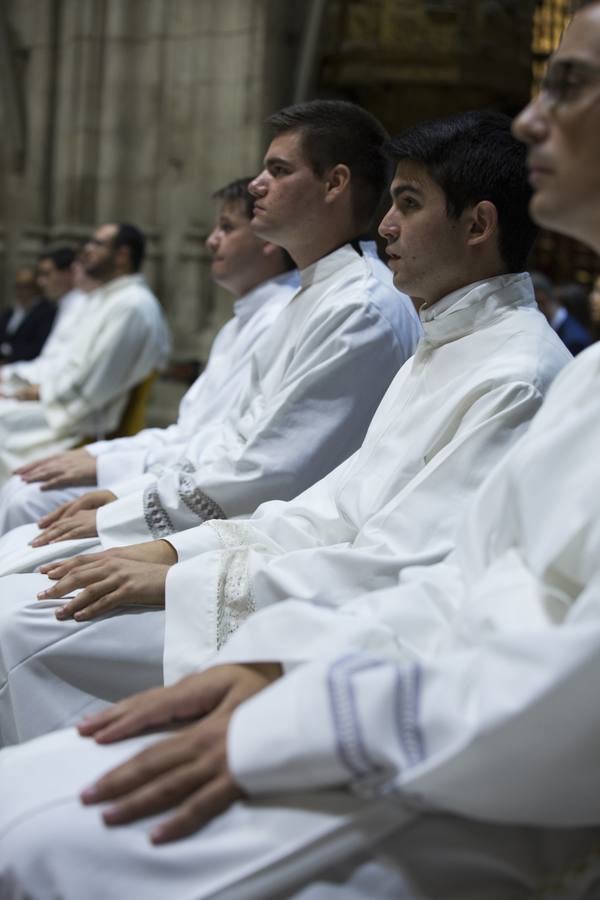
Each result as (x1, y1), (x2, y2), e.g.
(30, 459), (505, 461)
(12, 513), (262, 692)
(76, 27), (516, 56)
(0, 299), (57, 363)
(556, 312), (592, 357)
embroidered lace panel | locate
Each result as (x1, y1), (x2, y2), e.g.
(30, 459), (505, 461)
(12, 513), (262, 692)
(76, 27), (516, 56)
(215, 548), (255, 649)
(143, 483), (176, 538)
(177, 472), (226, 523)
(206, 519), (254, 549)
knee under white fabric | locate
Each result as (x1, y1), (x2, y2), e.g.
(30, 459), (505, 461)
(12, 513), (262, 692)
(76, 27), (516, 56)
(2, 728), (600, 900)
(0, 581), (165, 746)
(0, 475), (90, 536)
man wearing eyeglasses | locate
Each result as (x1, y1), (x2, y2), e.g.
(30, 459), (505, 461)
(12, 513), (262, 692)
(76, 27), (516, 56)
(0, 223), (170, 484)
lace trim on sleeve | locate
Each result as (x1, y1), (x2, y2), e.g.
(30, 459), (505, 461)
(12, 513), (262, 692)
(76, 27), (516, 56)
(206, 519), (254, 549)
(143, 483), (176, 538)
(177, 472), (227, 523)
(215, 548), (255, 649)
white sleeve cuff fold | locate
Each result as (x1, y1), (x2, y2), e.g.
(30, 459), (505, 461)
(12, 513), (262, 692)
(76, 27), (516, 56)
(228, 661), (349, 795)
(166, 523), (221, 562)
(96, 450), (149, 488)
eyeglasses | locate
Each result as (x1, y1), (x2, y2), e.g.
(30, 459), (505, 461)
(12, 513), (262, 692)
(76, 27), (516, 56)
(539, 59), (600, 108)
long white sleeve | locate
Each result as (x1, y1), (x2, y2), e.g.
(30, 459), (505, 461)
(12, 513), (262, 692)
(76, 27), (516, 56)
(96, 248), (414, 547)
(89, 273), (298, 487)
(229, 345), (600, 827)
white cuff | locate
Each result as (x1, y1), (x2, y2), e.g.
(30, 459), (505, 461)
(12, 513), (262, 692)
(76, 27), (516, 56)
(228, 661), (349, 795)
(163, 550), (224, 683)
(85, 441), (110, 457)
(165, 523), (221, 562)
(96, 489), (151, 548)
(97, 450), (148, 488)
(108, 472), (155, 499)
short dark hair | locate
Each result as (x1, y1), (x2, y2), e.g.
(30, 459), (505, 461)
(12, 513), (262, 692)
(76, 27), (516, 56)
(267, 100), (390, 231)
(114, 223), (146, 271)
(385, 110), (537, 273)
(38, 245), (76, 270)
(213, 176), (255, 219)
(212, 176), (296, 272)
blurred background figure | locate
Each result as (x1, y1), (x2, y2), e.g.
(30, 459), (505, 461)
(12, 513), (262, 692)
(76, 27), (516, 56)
(0, 267), (56, 364)
(530, 270), (592, 356)
(589, 275), (600, 342)
(555, 281), (593, 333)
(0, 248), (88, 399)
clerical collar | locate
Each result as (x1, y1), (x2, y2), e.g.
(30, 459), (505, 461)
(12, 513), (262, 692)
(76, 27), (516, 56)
(419, 272), (536, 346)
(234, 269), (299, 325)
(299, 243), (364, 290)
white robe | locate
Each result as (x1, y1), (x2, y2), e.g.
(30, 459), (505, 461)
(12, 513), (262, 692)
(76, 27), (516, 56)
(0, 288), (88, 392)
(0, 273), (570, 743)
(0, 243), (420, 573)
(0, 271), (299, 535)
(2, 348), (600, 898)
(160, 273), (569, 679)
(0, 275), (170, 482)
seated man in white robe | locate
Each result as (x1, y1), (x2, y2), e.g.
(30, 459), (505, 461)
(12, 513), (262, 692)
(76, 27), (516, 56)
(0, 177), (301, 535)
(0, 245), (87, 398)
(0, 223), (171, 483)
(0, 100), (419, 576)
(0, 110), (570, 742)
(2, 7), (600, 895)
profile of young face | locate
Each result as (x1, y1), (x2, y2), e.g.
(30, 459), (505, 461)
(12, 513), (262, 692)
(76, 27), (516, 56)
(249, 130), (327, 248)
(378, 160), (474, 309)
(205, 201), (268, 296)
(36, 259), (72, 301)
(513, 2), (600, 248)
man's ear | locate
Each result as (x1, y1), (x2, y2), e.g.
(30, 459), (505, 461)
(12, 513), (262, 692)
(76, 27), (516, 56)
(466, 200), (498, 248)
(323, 163), (351, 205)
(114, 243), (132, 271)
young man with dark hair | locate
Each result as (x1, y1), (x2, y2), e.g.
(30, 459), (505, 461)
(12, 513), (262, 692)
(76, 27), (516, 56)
(266, 99), (389, 229)
(0, 106), (570, 769)
(0, 100), (420, 734)
(0, 246), (87, 399)
(0, 178), (299, 531)
(0, 100), (419, 564)
(386, 109), (537, 276)
(0, 222), (170, 482)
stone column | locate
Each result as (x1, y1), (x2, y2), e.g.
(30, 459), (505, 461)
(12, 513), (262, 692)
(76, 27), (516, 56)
(0, 0), (305, 358)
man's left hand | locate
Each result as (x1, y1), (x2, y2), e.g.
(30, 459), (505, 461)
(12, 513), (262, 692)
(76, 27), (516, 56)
(15, 384), (40, 401)
(78, 664), (282, 843)
(30, 508), (100, 546)
(37, 554), (171, 620)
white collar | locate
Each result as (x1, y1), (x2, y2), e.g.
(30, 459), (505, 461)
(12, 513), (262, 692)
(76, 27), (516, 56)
(233, 270), (299, 325)
(419, 273), (537, 347)
(299, 244), (361, 290)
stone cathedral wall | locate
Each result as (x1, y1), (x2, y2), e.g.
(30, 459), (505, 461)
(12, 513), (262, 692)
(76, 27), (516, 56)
(0, 0), (545, 421)
(0, 0), (305, 368)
